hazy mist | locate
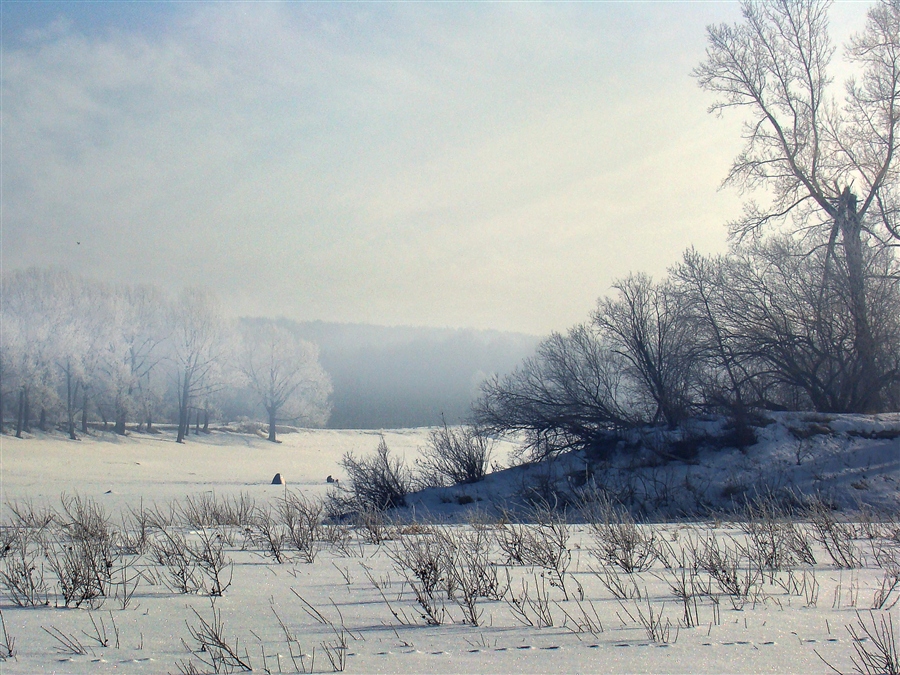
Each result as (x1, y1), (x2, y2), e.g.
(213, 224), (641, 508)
(273, 320), (539, 429)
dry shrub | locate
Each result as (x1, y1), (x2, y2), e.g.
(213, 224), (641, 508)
(416, 422), (493, 487)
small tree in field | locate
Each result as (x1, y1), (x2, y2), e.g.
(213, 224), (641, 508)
(235, 321), (332, 442)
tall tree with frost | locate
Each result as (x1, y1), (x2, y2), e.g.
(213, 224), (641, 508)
(695, 0), (899, 412)
(105, 285), (169, 435)
(1, 269), (66, 436)
(236, 322), (332, 442)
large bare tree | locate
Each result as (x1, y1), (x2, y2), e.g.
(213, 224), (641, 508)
(695, 0), (899, 412)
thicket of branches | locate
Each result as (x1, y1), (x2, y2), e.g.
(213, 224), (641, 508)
(0, 269), (333, 442)
(476, 233), (900, 461)
(475, 0), (900, 460)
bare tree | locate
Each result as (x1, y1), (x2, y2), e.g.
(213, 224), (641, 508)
(235, 321), (332, 442)
(672, 249), (762, 423)
(474, 324), (633, 461)
(695, 0), (900, 412)
(593, 274), (699, 427)
(681, 236), (900, 413)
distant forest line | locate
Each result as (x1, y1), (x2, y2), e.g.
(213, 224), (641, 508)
(1, 267), (540, 438)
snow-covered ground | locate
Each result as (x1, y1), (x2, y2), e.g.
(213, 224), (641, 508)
(407, 412), (900, 522)
(0, 416), (898, 674)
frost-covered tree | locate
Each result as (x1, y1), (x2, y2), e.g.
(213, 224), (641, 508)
(235, 321), (332, 442)
(169, 288), (226, 443)
(1, 268), (68, 436)
(101, 285), (170, 435)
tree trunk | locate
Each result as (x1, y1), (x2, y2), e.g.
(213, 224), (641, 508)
(202, 408), (209, 434)
(22, 389), (30, 433)
(114, 391), (127, 435)
(147, 412), (154, 434)
(267, 406), (278, 443)
(81, 383), (89, 434)
(114, 407), (127, 435)
(176, 371), (191, 443)
(177, 408), (187, 443)
(15, 388), (24, 439)
(66, 365), (77, 440)
(838, 188), (881, 413)
(39, 408), (47, 432)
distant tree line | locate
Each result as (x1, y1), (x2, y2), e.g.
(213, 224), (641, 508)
(0, 269), (332, 442)
(474, 0), (900, 460)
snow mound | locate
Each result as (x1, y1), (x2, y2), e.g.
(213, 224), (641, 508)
(402, 412), (900, 521)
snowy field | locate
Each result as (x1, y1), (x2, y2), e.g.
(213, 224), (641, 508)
(0, 422), (898, 674)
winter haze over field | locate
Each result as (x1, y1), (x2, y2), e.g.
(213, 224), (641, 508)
(1, 1), (871, 333)
(2, 2), (899, 674)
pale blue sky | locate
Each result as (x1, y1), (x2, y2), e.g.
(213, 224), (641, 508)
(0, 1), (870, 334)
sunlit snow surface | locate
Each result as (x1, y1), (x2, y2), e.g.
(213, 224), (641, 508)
(0, 416), (897, 674)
